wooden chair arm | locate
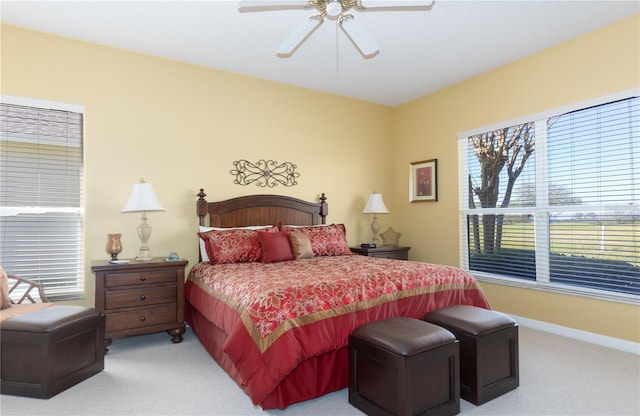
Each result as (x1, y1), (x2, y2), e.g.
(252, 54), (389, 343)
(6, 274), (49, 304)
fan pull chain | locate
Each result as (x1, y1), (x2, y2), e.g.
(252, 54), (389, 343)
(335, 22), (339, 72)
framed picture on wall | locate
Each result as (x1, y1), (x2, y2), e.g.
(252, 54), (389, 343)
(409, 159), (438, 202)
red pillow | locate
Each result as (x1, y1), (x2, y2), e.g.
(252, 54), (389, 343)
(198, 226), (278, 264)
(259, 231), (294, 263)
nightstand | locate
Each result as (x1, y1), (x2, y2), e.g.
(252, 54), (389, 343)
(350, 246), (411, 260)
(91, 258), (187, 349)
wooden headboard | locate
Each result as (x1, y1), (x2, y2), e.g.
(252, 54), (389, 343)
(196, 189), (328, 227)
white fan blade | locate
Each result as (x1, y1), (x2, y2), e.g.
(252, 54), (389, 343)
(359, 0), (434, 8)
(277, 17), (324, 56)
(239, 1), (310, 11)
(340, 15), (379, 57)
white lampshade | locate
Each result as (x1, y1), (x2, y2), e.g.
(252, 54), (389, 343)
(122, 180), (165, 213)
(362, 193), (390, 214)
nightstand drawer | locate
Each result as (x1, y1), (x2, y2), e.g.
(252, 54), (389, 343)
(350, 246), (411, 260)
(105, 304), (177, 333)
(105, 270), (176, 287)
(369, 252), (407, 259)
(105, 286), (177, 309)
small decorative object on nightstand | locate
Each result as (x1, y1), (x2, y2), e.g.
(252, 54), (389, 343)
(105, 233), (122, 260)
(166, 252), (182, 261)
(380, 227), (402, 247)
(91, 258), (187, 350)
(351, 245), (411, 260)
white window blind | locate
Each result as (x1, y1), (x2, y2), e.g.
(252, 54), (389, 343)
(546, 98), (639, 294)
(459, 92), (639, 302)
(0, 99), (85, 301)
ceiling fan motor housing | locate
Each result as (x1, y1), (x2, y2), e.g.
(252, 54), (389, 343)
(317, 0), (362, 17)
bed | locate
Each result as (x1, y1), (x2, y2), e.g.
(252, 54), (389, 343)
(185, 189), (490, 410)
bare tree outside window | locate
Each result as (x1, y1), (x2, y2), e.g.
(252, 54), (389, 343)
(467, 122), (535, 254)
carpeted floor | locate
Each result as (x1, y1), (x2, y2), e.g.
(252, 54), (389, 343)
(1, 325), (638, 416)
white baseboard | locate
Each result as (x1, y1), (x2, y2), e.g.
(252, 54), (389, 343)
(506, 313), (640, 355)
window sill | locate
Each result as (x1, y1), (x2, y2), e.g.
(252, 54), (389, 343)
(472, 272), (640, 306)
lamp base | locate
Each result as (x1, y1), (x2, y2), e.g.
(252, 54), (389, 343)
(135, 213), (154, 261)
(135, 246), (153, 262)
(370, 214), (380, 245)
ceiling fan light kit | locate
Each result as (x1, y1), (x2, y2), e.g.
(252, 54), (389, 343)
(239, 0), (434, 58)
(326, 0), (342, 17)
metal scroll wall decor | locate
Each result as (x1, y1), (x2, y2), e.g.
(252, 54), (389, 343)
(231, 159), (300, 187)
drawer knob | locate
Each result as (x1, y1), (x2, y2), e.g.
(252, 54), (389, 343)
(140, 295), (146, 300)
(140, 316), (146, 322)
(139, 275), (146, 281)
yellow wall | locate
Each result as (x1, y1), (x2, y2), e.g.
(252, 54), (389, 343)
(1, 24), (395, 307)
(393, 14), (640, 342)
(1, 14), (638, 343)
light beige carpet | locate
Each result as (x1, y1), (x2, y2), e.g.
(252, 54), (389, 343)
(1, 326), (638, 415)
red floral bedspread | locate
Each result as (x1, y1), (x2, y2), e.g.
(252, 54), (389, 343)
(185, 255), (489, 407)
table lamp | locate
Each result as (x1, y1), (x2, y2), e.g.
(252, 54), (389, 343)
(121, 178), (165, 261)
(362, 193), (389, 246)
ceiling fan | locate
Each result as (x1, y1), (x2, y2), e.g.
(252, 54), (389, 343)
(238, 0), (434, 58)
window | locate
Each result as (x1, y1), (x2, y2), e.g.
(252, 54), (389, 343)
(0, 96), (85, 301)
(459, 91), (639, 302)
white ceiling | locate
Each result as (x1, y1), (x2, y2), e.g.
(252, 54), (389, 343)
(1, 0), (638, 107)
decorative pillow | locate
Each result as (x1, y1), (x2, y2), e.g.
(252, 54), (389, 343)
(282, 223), (351, 257)
(198, 225), (275, 262)
(198, 226), (278, 264)
(289, 232), (313, 260)
(259, 231), (294, 264)
(0, 265), (12, 309)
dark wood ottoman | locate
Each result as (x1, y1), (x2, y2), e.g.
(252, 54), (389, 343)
(1, 306), (105, 398)
(349, 317), (460, 416)
(424, 305), (518, 405)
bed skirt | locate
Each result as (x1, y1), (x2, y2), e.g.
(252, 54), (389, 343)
(185, 302), (349, 410)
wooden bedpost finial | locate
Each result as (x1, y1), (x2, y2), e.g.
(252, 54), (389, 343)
(197, 188), (207, 201)
(319, 193), (328, 223)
